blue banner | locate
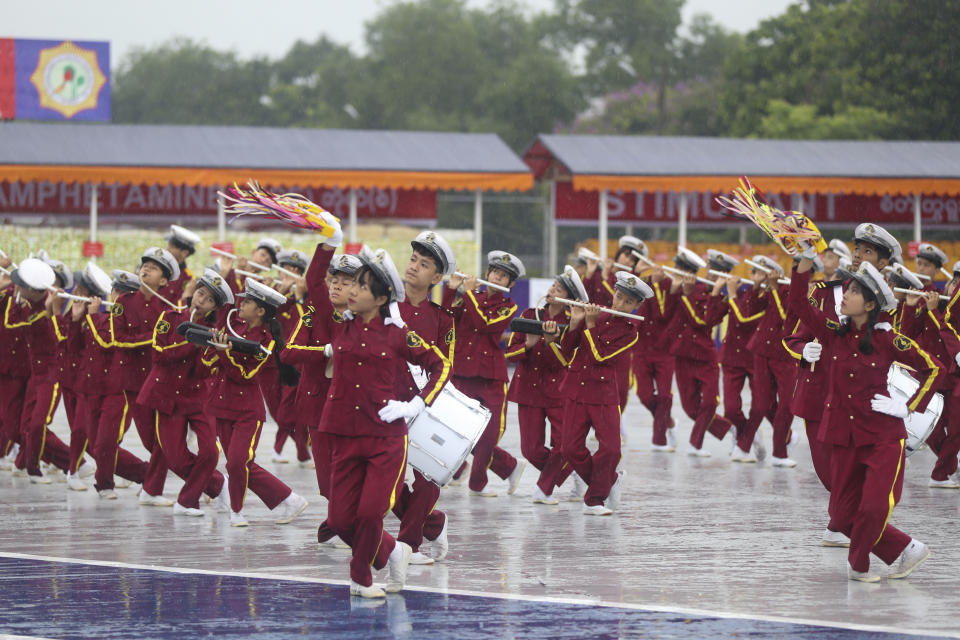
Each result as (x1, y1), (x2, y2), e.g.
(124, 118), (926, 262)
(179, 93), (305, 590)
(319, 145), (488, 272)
(14, 38), (110, 121)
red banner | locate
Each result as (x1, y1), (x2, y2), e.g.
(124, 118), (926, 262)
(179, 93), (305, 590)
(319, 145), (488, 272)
(554, 182), (960, 227)
(0, 181), (437, 220)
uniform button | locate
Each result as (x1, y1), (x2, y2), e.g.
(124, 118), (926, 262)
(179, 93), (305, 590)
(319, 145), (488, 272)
(355, 406), (360, 410)
(361, 343), (366, 347)
(849, 373), (854, 378)
(355, 384), (360, 388)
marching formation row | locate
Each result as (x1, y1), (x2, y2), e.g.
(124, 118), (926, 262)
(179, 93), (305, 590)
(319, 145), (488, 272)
(1, 210), (958, 594)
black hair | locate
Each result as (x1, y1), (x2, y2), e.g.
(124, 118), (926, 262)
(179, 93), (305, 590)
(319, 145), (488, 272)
(411, 246), (444, 274)
(356, 266), (392, 318)
(485, 265), (516, 286)
(169, 237), (196, 256)
(255, 301), (300, 386)
(855, 240), (892, 263)
(835, 281), (880, 354)
(142, 257), (173, 281)
(258, 246), (278, 265)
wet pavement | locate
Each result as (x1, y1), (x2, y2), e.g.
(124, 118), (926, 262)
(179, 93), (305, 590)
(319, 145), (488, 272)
(2, 389), (959, 639)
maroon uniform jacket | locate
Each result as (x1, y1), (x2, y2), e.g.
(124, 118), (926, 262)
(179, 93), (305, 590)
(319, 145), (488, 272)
(666, 282), (722, 363)
(317, 313), (450, 439)
(0, 288), (32, 380)
(505, 305), (569, 409)
(395, 296), (455, 402)
(789, 268), (943, 447)
(85, 291), (167, 392)
(746, 284), (791, 361)
(157, 264), (192, 303)
(4, 297), (64, 385)
(203, 320), (276, 422)
(716, 285), (763, 369)
(558, 312), (638, 405)
(138, 307), (216, 416)
(634, 278), (674, 357)
(441, 287), (516, 382)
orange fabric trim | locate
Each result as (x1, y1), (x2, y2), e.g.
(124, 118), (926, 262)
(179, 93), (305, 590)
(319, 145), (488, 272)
(571, 175), (960, 196)
(0, 165), (533, 192)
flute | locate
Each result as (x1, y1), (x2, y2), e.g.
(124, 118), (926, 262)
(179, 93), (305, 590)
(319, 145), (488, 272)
(915, 273), (931, 281)
(235, 268), (267, 281)
(210, 246), (300, 279)
(661, 265), (714, 286)
(613, 262), (635, 271)
(708, 269), (755, 286)
(553, 296), (644, 321)
(139, 282), (185, 311)
(454, 271), (511, 293)
(55, 291), (117, 308)
(940, 267), (952, 279)
(893, 287), (950, 301)
(745, 258), (772, 274)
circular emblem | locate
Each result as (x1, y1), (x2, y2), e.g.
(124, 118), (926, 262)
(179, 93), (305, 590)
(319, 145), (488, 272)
(156, 319), (171, 334)
(406, 331), (425, 348)
(29, 42), (107, 118)
(111, 302), (124, 317)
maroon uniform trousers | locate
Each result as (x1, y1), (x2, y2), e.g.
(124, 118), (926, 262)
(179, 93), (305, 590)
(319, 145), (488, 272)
(0, 288), (31, 456)
(84, 392), (148, 491)
(216, 418), (289, 511)
(666, 283), (733, 448)
(154, 409), (225, 509)
(561, 400), (620, 506)
(0, 373), (28, 456)
(790, 267), (943, 572)
(719, 288), (763, 436)
(441, 286), (518, 492)
(633, 280), (676, 444)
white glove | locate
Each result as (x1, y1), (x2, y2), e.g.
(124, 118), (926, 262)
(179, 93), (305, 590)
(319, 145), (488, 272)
(321, 211), (343, 247)
(955, 352), (960, 367)
(799, 238), (819, 260)
(870, 393), (909, 419)
(323, 343), (333, 358)
(801, 341), (822, 363)
(378, 396), (425, 423)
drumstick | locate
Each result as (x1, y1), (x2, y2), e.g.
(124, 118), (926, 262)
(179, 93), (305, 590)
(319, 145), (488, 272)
(709, 269), (755, 286)
(553, 296), (644, 321)
(662, 265), (714, 286)
(893, 287), (950, 301)
(454, 271), (510, 293)
(139, 282), (185, 311)
(55, 291), (117, 308)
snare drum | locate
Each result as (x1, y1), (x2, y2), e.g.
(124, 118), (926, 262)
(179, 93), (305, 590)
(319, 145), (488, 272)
(886, 364), (944, 456)
(406, 383), (490, 486)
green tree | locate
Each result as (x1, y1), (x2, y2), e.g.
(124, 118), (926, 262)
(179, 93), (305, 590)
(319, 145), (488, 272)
(113, 38), (272, 125)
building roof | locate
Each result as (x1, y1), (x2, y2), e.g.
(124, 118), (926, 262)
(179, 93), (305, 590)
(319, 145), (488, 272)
(524, 134), (960, 195)
(0, 122), (532, 191)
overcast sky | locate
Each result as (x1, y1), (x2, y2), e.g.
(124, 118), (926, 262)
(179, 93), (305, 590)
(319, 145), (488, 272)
(5, 0), (799, 67)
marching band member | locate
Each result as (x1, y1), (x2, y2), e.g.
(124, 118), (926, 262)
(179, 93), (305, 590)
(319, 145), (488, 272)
(790, 245), (942, 582)
(138, 268), (232, 515)
(899, 267), (960, 488)
(915, 243), (949, 291)
(658, 248), (734, 456)
(708, 251), (763, 447)
(633, 263), (677, 451)
(160, 224), (202, 302)
(0, 254), (31, 471)
(737, 256), (796, 466)
(783, 224), (903, 544)
(266, 249), (310, 465)
(204, 278), (307, 527)
(442, 251), (525, 497)
(220, 237), (283, 294)
(821, 239), (852, 283)
(506, 265), (585, 505)
(284, 238), (357, 549)
(391, 231), (457, 564)
(4, 258), (72, 482)
(556, 271), (648, 515)
(318, 244), (450, 598)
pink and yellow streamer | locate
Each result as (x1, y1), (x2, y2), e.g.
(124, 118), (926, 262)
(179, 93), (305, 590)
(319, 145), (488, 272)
(218, 180), (340, 236)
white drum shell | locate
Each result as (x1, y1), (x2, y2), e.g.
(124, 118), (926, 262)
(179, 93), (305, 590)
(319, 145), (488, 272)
(887, 364), (944, 456)
(406, 384), (490, 485)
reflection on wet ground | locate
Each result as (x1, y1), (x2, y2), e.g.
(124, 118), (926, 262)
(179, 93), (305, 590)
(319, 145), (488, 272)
(2, 392), (959, 639)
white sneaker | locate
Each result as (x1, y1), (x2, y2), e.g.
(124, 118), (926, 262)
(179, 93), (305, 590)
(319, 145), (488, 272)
(350, 580), (386, 599)
(320, 535), (352, 550)
(139, 492), (174, 507)
(607, 470), (625, 511)
(666, 426), (677, 449)
(469, 489), (498, 498)
(274, 492), (308, 524)
(409, 551), (435, 565)
(78, 462), (96, 479)
(214, 481), (231, 513)
(0, 455), (11, 471)
(98, 489), (118, 500)
(651, 443), (675, 453)
(298, 459), (315, 470)
(173, 502), (205, 517)
(447, 462), (469, 487)
(567, 472), (586, 502)
(730, 446), (757, 463)
(532, 485), (559, 505)
(888, 540), (930, 579)
(822, 529), (850, 547)
(386, 541), (412, 593)
(583, 503), (613, 516)
(752, 439), (767, 462)
(271, 452), (289, 464)
(928, 477), (960, 489)
(29, 473), (53, 484)
(721, 430), (736, 455)
(686, 443), (711, 458)
(11, 467), (28, 477)
(114, 477), (133, 489)
(66, 473), (88, 492)
(432, 518), (449, 562)
(619, 423), (629, 446)
(230, 510), (249, 527)
(771, 456), (797, 468)
(848, 566), (880, 583)
(507, 460), (526, 495)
